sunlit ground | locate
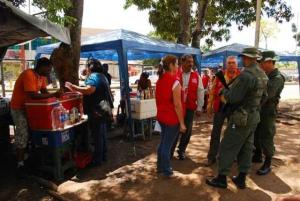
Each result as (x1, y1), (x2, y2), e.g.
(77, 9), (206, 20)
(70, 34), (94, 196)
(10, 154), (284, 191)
(57, 111), (300, 201)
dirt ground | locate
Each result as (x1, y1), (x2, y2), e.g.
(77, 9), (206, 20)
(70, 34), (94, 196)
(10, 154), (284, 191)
(1, 100), (299, 201)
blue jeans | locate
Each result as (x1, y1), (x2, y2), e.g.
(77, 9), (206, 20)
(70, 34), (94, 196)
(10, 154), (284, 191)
(88, 114), (107, 164)
(157, 122), (179, 176)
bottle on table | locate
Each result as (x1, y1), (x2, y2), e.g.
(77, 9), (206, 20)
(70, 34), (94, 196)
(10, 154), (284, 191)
(51, 104), (66, 129)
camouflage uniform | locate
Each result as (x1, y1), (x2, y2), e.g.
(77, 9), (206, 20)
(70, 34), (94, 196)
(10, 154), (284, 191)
(218, 62), (268, 176)
(206, 48), (268, 189)
(254, 51), (285, 175)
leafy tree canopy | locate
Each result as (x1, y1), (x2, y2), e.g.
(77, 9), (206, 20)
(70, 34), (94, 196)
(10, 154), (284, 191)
(125, 0), (293, 47)
(8, 0), (75, 25)
(292, 23), (300, 47)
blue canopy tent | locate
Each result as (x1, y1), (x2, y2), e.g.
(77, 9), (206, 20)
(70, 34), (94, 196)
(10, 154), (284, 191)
(201, 43), (300, 77)
(36, 29), (202, 143)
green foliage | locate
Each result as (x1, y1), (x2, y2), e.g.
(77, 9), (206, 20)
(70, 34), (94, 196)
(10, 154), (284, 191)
(147, 31), (177, 42)
(256, 19), (280, 48)
(125, 0), (293, 47)
(9, 0), (76, 26)
(7, 0), (25, 7)
(292, 23), (300, 47)
(142, 58), (160, 66)
(200, 44), (211, 54)
(32, 0), (75, 25)
(2, 62), (22, 82)
(276, 61), (297, 70)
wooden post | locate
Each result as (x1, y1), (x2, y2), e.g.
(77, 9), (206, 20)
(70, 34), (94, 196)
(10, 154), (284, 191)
(0, 61), (5, 97)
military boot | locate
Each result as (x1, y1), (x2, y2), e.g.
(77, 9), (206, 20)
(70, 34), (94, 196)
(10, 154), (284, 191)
(232, 172), (247, 189)
(206, 174), (227, 189)
(257, 157), (272, 175)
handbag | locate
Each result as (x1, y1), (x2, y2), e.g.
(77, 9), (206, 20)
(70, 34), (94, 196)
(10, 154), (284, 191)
(93, 74), (113, 120)
(94, 99), (112, 119)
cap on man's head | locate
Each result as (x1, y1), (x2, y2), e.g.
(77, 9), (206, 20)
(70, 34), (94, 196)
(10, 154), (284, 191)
(259, 51), (278, 62)
(238, 47), (261, 59)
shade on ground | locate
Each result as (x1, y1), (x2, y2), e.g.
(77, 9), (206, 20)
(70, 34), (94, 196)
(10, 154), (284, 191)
(57, 106), (300, 201)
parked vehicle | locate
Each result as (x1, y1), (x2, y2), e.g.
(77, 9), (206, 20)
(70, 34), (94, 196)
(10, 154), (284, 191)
(129, 67), (158, 85)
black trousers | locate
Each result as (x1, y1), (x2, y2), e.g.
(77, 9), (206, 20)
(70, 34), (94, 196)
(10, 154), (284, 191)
(207, 111), (226, 161)
(171, 109), (195, 156)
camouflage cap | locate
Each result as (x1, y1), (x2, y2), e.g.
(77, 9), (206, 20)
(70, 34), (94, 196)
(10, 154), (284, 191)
(238, 47), (262, 59)
(259, 51), (278, 62)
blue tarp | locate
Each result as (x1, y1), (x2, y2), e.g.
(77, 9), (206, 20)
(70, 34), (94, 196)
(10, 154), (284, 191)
(36, 29), (201, 61)
(201, 43), (300, 69)
(36, 29), (202, 142)
(201, 43), (300, 98)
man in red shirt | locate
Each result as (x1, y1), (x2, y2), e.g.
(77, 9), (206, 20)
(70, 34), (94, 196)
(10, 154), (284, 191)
(172, 54), (205, 160)
(206, 56), (240, 166)
(10, 57), (62, 170)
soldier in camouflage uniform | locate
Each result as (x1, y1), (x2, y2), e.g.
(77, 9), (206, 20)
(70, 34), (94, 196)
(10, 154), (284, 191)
(253, 51), (285, 175)
(206, 48), (268, 189)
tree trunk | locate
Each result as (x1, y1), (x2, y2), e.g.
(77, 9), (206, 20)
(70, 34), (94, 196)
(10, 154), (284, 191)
(191, 0), (211, 48)
(177, 0), (191, 45)
(50, 0), (84, 87)
(254, 0), (262, 48)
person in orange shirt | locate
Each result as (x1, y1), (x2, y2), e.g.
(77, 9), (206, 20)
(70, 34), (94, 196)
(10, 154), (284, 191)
(206, 56), (240, 166)
(10, 57), (62, 170)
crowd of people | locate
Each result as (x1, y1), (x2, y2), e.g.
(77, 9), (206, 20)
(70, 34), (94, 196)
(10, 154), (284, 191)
(155, 47), (285, 190)
(11, 57), (114, 172)
(10, 47), (290, 193)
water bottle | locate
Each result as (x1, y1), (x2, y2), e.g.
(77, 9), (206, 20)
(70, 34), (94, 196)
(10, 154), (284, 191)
(70, 107), (79, 123)
(64, 110), (70, 126)
(51, 106), (61, 129)
(137, 90), (141, 100)
(59, 107), (65, 129)
(69, 108), (75, 124)
(79, 103), (84, 119)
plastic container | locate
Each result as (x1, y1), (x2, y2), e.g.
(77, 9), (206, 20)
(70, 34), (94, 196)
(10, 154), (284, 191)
(25, 98), (60, 130)
(26, 92), (83, 130)
(31, 128), (74, 148)
(74, 152), (92, 169)
(129, 92), (137, 98)
(51, 105), (62, 129)
(60, 92), (83, 111)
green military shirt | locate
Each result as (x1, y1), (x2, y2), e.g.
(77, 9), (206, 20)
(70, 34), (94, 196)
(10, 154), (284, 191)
(222, 63), (267, 106)
(261, 68), (285, 115)
(222, 69), (256, 105)
(222, 62), (268, 126)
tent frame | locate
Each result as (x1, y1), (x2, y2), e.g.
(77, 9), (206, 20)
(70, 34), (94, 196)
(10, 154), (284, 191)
(201, 43), (300, 84)
(36, 29), (202, 149)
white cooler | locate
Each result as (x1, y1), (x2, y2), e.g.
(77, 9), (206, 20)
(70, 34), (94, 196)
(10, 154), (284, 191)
(130, 98), (156, 120)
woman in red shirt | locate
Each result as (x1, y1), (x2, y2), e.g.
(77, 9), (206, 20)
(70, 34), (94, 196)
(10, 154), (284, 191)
(156, 55), (186, 177)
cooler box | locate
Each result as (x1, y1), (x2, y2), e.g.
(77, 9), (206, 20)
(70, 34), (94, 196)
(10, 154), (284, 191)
(60, 92), (83, 111)
(25, 98), (59, 130)
(31, 128), (74, 148)
(130, 99), (157, 120)
(129, 92), (137, 98)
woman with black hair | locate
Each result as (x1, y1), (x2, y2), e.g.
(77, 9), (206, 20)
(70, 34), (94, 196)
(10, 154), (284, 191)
(66, 59), (113, 165)
(137, 72), (152, 91)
